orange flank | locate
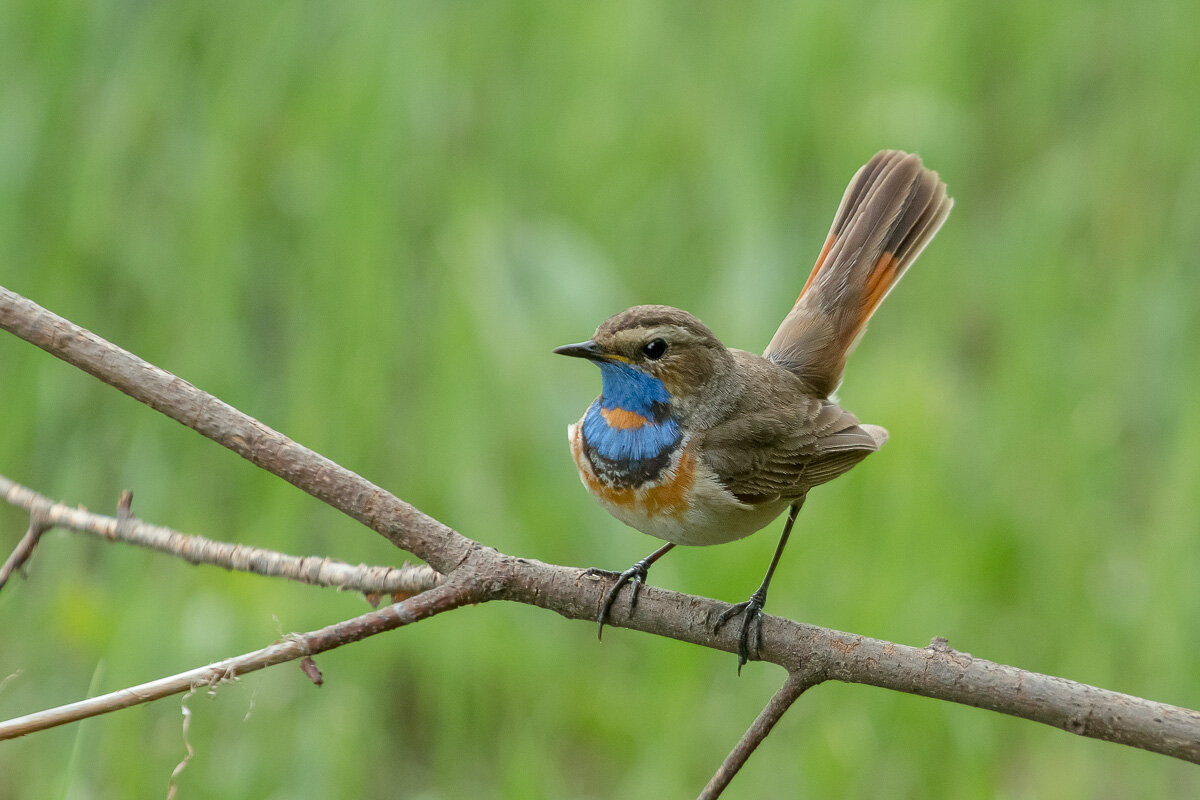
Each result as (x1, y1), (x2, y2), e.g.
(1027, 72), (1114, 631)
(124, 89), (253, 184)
(639, 450), (696, 518)
(600, 406), (649, 430)
(796, 233), (837, 304)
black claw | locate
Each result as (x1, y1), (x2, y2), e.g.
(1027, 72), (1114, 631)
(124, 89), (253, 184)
(627, 575), (644, 611)
(584, 543), (676, 643)
(588, 562), (650, 640)
(711, 503), (799, 673)
(714, 589), (768, 673)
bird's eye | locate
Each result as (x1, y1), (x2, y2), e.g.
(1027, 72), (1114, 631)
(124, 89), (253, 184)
(642, 338), (668, 360)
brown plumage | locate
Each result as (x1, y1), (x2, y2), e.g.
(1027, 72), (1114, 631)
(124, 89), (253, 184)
(697, 352), (885, 504)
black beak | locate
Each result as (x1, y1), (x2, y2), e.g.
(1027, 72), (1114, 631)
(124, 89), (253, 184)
(553, 340), (607, 361)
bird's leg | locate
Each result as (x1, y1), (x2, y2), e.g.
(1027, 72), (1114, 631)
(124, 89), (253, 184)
(583, 542), (676, 640)
(715, 502), (802, 673)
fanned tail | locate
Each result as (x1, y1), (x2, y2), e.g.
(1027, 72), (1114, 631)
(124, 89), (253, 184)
(765, 150), (952, 397)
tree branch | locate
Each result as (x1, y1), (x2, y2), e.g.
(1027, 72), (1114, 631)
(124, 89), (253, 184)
(495, 562), (1200, 764)
(3, 284), (1199, 792)
(0, 513), (49, 592)
(700, 668), (823, 800)
(0, 578), (476, 741)
(0, 287), (472, 575)
(0, 475), (443, 596)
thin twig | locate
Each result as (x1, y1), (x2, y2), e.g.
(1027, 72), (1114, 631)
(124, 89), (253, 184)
(0, 514), (50, 591)
(0, 578), (475, 741)
(0, 475), (443, 596)
(0, 287), (474, 574)
(699, 669), (823, 799)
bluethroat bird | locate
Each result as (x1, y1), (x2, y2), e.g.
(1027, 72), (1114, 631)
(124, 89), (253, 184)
(556, 151), (952, 670)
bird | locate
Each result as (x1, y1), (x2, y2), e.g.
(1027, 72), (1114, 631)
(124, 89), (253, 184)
(555, 150), (952, 670)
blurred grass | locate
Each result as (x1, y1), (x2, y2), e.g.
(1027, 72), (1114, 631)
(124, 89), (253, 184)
(2, 1), (1199, 797)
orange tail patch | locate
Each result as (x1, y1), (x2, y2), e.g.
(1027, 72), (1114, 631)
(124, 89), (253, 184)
(796, 233), (836, 304)
(764, 151), (952, 396)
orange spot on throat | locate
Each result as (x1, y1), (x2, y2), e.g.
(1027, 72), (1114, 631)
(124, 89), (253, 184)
(600, 406), (649, 430)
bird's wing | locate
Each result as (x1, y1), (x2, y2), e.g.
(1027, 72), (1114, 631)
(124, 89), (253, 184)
(699, 393), (886, 505)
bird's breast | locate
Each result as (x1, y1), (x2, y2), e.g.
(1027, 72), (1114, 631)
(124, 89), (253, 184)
(568, 408), (786, 546)
(578, 400), (681, 487)
(570, 416), (694, 523)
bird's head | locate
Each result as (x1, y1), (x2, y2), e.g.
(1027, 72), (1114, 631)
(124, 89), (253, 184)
(555, 305), (735, 425)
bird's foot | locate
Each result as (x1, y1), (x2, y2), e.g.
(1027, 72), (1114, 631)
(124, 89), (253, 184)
(582, 560), (653, 640)
(714, 588), (769, 674)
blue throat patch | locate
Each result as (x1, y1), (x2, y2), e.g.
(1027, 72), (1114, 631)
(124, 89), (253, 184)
(581, 361), (680, 463)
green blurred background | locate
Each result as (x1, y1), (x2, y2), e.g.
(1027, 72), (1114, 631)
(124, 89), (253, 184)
(2, 1), (1199, 797)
